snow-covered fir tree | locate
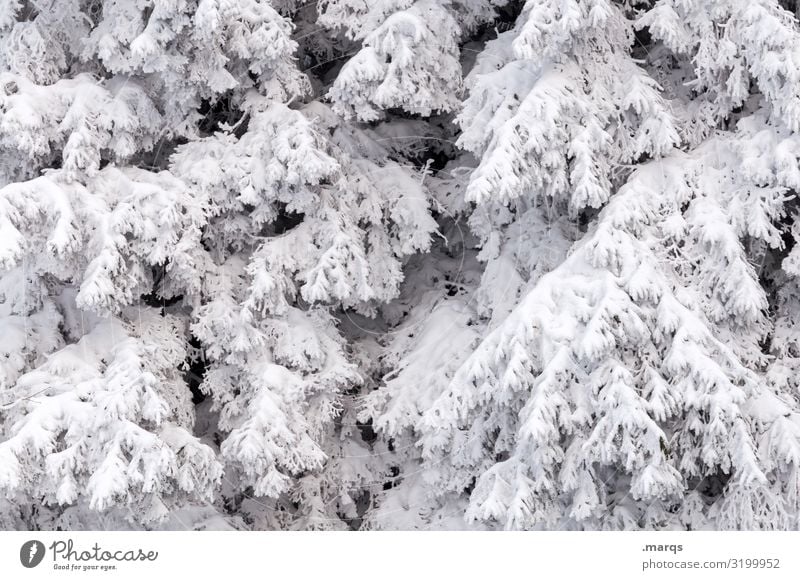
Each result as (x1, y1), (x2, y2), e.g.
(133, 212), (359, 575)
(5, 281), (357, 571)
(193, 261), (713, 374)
(2, 0), (800, 532)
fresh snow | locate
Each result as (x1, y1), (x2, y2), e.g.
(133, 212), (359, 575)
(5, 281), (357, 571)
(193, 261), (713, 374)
(1, 0), (800, 531)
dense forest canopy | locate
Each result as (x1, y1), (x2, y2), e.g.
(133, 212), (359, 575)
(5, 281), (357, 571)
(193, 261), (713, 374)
(2, 0), (800, 531)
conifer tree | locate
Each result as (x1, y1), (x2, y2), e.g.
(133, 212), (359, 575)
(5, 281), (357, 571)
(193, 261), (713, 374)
(401, 0), (800, 530)
(4, 0), (800, 533)
(0, 0), (437, 529)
